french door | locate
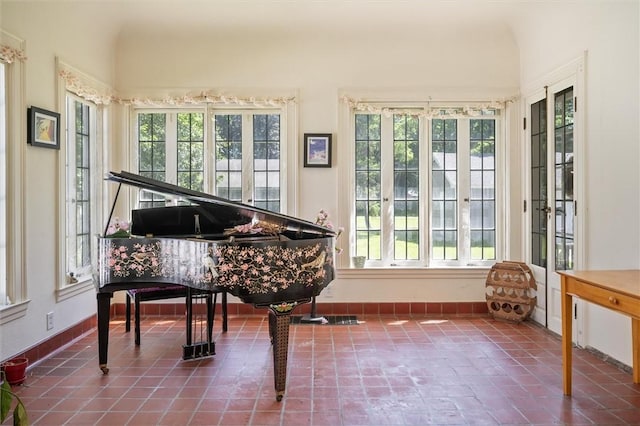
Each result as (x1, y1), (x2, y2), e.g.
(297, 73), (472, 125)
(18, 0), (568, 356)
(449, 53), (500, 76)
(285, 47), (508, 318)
(526, 79), (577, 336)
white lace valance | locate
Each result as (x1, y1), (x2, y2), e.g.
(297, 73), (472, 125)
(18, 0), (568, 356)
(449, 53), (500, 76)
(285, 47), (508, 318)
(112, 92), (296, 108)
(58, 69), (115, 105)
(0, 44), (27, 64)
(342, 95), (516, 119)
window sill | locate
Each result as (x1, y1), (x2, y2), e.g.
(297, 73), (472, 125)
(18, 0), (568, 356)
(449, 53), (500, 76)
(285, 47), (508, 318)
(336, 266), (490, 280)
(0, 299), (30, 325)
(57, 277), (95, 302)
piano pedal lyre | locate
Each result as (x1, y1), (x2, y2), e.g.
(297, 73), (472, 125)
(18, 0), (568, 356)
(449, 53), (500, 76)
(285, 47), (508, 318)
(182, 287), (217, 360)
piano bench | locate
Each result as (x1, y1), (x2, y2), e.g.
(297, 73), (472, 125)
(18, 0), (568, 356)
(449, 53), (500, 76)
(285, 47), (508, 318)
(125, 286), (228, 345)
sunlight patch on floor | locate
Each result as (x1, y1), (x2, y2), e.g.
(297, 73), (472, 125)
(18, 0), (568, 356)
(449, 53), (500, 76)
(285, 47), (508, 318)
(420, 319), (449, 325)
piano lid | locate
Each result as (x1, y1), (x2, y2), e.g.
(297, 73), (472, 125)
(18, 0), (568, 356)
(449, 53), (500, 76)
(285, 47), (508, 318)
(105, 170), (336, 238)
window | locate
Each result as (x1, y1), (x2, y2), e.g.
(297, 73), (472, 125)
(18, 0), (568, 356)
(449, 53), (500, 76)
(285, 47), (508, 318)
(352, 107), (500, 267)
(65, 96), (98, 282)
(136, 109), (284, 212)
(55, 61), (109, 300)
(0, 62), (7, 305)
(0, 33), (26, 314)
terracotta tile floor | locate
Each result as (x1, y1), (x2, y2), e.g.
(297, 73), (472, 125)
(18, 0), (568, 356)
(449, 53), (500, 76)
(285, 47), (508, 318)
(5, 314), (640, 425)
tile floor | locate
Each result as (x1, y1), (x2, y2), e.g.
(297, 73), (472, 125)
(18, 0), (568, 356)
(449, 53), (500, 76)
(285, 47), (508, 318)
(4, 314), (640, 425)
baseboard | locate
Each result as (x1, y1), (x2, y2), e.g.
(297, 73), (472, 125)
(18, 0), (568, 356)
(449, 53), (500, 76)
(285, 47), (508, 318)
(112, 301), (489, 317)
(2, 315), (97, 367)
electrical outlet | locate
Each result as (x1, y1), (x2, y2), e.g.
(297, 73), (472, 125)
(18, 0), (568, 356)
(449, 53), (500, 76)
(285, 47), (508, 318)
(46, 312), (54, 330)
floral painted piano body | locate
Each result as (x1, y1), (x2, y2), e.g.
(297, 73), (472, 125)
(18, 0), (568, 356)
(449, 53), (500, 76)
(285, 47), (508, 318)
(96, 171), (336, 401)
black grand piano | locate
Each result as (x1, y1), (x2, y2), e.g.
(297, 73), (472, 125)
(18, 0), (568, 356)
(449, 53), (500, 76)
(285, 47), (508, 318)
(96, 171), (336, 401)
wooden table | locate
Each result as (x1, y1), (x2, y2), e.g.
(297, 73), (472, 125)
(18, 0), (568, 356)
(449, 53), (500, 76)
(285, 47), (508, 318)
(558, 270), (640, 396)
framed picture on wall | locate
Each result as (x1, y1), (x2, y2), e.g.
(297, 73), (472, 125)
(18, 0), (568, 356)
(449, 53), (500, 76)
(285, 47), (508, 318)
(27, 106), (60, 149)
(303, 133), (332, 167)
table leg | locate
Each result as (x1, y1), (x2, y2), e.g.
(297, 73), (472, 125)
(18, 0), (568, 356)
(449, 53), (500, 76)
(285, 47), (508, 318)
(561, 277), (573, 396)
(632, 317), (640, 384)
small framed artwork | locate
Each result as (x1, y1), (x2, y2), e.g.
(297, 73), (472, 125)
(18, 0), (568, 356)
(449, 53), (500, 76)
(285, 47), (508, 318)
(303, 133), (332, 167)
(27, 106), (60, 149)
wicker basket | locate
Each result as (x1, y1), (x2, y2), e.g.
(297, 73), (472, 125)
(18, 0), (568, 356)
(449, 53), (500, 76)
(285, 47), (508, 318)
(486, 261), (536, 323)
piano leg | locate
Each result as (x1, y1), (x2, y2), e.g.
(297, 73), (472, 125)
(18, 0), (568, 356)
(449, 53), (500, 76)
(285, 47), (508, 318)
(221, 291), (228, 333)
(268, 308), (291, 402)
(97, 292), (112, 374)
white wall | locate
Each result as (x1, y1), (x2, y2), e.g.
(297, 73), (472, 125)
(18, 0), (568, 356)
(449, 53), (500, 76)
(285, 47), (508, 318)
(114, 22), (520, 303)
(513, 1), (640, 366)
(0, 1), (117, 360)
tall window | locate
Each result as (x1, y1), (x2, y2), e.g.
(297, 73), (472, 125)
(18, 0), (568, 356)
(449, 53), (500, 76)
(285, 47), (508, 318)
(353, 108), (499, 267)
(66, 96), (96, 280)
(0, 33), (26, 312)
(0, 63), (7, 304)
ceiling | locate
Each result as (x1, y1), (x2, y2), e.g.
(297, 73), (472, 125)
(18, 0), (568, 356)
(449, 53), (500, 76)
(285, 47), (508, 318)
(74, 0), (523, 37)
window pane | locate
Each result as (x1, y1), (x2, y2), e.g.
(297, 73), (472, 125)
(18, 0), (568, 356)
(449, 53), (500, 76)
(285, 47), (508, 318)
(354, 114), (382, 260)
(67, 98), (92, 273)
(469, 119), (496, 260)
(138, 113), (167, 207)
(176, 112), (204, 190)
(253, 114), (280, 212)
(393, 114), (420, 260)
(215, 114), (242, 202)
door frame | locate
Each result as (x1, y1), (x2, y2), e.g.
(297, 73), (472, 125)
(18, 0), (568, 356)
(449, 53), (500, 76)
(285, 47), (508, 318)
(521, 54), (586, 343)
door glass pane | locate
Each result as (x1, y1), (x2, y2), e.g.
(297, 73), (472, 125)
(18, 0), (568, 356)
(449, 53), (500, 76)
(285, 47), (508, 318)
(554, 88), (574, 270)
(530, 99), (547, 267)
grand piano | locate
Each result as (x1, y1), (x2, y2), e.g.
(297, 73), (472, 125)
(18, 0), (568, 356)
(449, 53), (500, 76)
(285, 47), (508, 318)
(96, 171), (336, 401)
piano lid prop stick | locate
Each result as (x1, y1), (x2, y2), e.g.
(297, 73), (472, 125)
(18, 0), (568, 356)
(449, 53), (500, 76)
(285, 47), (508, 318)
(103, 183), (122, 236)
(194, 214), (201, 237)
